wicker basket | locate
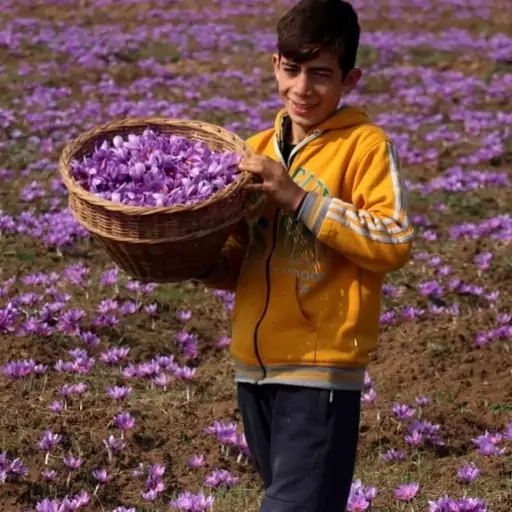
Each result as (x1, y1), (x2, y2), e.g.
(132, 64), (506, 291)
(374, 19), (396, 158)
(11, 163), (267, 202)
(59, 117), (254, 283)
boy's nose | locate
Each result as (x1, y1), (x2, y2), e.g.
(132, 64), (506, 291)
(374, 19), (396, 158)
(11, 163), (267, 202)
(293, 73), (313, 96)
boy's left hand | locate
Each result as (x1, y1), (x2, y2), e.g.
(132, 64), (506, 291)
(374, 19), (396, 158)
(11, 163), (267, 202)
(238, 155), (306, 214)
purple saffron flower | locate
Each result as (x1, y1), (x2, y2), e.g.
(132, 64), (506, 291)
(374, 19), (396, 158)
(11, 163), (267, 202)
(100, 268), (118, 287)
(56, 308), (86, 336)
(35, 498), (61, 512)
(405, 430), (423, 446)
(237, 433), (250, 457)
(392, 403), (416, 421)
(191, 492), (215, 511)
(34, 364), (48, 374)
(422, 230), (437, 241)
(361, 388), (377, 404)
(497, 313), (511, 325)
(93, 313), (118, 327)
(119, 300), (138, 316)
(42, 469), (57, 481)
(187, 454), (205, 468)
(100, 347), (130, 365)
(176, 331), (193, 344)
(125, 281), (140, 292)
(0, 303), (20, 334)
(63, 455), (82, 470)
(419, 280), (444, 298)
(153, 372), (171, 389)
(457, 463), (480, 483)
(364, 486), (377, 502)
(381, 448), (406, 462)
(170, 491), (195, 511)
(479, 441), (505, 456)
(71, 382), (87, 395)
(174, 366), (196, 380)
(415, 396), (432, 407)
(437, 264), (452, 276)
(380, 310), (395, 325)
(114, 411), (136, 432)
(133, 463), (146, 478)
(475, 331), (491, 347)
(103, 436), (125, 459)
(428, 495), (488, 512)
(106, 386), (132, 400)
(347, 494), (369, 511)
(121, 363), (141, 379)
(177, 309), (192, 322)
(182, 342), (198, 360)
(400, 306), (424, 321)
(9, 458), (28, 476)
(148, 463), (166, 478)
(92, 468), (110, 483)
(2, 359), (36, 379)
(48, 400), (64, 413)
(96, 299), (119, 314)
(408, 420), (443, 446)
(394, 483), (419, 502)
(144, 303), (158, 316)
(347, 480), (376, 511)
(216, 335), (231, 348)
(472, 430), (505, 456)
(204, 469), (239, 488)
(141, 489), (160, 502)
(474, 252), (493, 270)
(38, 430), (62, 452)
(64, 490), (90, 509)
(503, 422), (512, 441)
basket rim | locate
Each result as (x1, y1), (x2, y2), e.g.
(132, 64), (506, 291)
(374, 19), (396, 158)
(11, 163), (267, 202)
(58, 117), (254, 216)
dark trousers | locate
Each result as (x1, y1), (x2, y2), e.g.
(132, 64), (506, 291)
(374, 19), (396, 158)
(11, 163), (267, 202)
(237, 383), (361, 512)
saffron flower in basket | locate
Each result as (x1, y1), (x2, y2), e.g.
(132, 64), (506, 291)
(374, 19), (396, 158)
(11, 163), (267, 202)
(69, 129), (243, 207)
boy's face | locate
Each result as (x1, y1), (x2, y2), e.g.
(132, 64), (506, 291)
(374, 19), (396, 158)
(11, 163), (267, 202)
(272, 50), (361, 134)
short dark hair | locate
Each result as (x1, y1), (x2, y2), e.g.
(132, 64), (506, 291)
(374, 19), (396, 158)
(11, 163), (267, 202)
(276, 0), (360, 78)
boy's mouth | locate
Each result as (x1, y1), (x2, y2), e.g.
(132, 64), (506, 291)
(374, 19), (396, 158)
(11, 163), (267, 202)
(290, 100), (318, 116)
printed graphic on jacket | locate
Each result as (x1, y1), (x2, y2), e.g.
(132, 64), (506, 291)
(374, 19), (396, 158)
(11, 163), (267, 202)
(245, 165), (332, 294)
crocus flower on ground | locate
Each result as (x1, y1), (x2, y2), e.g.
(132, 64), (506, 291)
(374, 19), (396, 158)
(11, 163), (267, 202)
(394, 483), (420, 502)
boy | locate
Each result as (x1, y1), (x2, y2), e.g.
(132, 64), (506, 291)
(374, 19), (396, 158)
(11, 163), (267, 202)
(200, 0), (414, 510)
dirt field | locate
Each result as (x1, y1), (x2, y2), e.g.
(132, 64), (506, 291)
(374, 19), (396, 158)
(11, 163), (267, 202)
(0, 0), (511, 511)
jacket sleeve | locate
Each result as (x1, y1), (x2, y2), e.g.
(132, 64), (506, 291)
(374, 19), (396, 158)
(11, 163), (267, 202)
(199, 218), (250, 291)
(296, 141), (414, 273)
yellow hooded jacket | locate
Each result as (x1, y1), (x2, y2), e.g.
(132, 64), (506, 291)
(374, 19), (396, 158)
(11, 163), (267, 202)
(207, 105), (414, 391)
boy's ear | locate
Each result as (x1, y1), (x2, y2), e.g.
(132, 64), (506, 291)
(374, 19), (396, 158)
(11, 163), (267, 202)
(342, 68), (362, 93)
(272, 53), (280, 76)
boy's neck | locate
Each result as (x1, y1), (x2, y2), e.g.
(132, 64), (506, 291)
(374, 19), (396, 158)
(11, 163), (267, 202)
(290, 123), (307, 145)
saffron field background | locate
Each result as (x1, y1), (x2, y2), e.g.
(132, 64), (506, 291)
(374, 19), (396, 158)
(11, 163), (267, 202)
(0, 0), (511, 510)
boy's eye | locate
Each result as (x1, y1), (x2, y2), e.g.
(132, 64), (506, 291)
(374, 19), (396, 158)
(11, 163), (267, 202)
(283, 67), (331, 78)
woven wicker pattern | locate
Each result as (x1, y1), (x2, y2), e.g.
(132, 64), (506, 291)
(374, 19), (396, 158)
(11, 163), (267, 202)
(59, 117), (254, 283)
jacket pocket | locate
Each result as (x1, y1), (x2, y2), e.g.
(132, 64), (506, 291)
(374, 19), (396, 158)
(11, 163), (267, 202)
(292, 277), (316, 331)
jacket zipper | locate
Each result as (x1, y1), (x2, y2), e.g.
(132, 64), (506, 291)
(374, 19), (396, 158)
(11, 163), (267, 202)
(251, 210), (279, 380)
(251, 125), (322, 381)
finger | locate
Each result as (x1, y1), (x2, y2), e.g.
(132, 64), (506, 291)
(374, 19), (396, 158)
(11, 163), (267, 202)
(238, 163), (264, 175)
(238, 160), (260, 169)
(244, 183), (266, 192)
(239, 156), (262, 167)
